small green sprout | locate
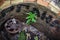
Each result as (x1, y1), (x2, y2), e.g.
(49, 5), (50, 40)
(26, 12), (37, 24)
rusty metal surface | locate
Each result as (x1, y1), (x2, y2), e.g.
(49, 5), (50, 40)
(0, 3), (60, 40)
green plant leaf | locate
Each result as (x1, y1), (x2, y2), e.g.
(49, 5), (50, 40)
(26, 12), (37, 24)
(26, 16), (31, 19)
(28, 12), (33, 15)
(34, 36), (38, 40)
(26, 19), (31, 24)
(32, 18), (36, 22)
(18, 31), (26, 40)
